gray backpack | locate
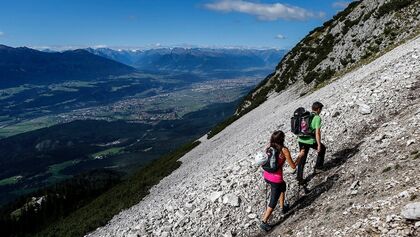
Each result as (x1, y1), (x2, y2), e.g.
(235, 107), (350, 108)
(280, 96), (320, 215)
(262, 147), (279, 173)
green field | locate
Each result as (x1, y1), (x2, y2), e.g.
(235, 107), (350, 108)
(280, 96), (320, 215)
(111, 85), (131, 92)
(0, 84), (40, 100)
(0, 116), (59, 138)
(48, 160), (81, 176)
(0, 176), (23, 186)
(47, 160), (81, 183)
(48, 81), (97, 91)
(91, 147), (125, 159)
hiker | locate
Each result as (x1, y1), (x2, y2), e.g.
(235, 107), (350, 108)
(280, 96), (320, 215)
(295, 101), (326, 185)
(260, 130), (296, 232)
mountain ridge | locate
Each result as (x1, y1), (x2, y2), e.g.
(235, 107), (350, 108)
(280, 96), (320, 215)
(0, 46), (137, 88)
(85, 47), (286, 72)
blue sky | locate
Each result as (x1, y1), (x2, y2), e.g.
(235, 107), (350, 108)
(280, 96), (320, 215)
(0, 0), (352, 49)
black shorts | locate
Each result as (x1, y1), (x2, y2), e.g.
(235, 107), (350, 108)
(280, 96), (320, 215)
(265, 179), (286, 208)
(298, 142), (317, 151)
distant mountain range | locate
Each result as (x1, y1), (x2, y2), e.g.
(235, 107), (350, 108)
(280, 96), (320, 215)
(85, 47), (286, 72)
(0, 45), (136, 88)
(0, 44), (286, 89)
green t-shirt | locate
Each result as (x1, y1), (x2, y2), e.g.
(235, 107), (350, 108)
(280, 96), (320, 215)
(297, 114), (321, 145)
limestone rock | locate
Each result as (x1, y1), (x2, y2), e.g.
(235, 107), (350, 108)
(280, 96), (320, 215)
(358, 103), (372, 115)
(406, 139), (415, 146)
(401, 202), (420, 220)
(248, 213), (257, 219)
(208, 191), (223, 203)
(222, 194), (240, 207)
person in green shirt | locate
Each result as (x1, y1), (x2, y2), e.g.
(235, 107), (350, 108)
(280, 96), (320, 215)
(295, 101), (326, 185)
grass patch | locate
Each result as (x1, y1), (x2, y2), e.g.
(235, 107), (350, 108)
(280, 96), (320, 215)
(91, 147), (125, 159)
(382, 166), (392, 173)
(410, 150), (419, 160)
(48, 160), (81, 177)
(0, 85), (38, 100)
(0, 176), (22, 186)
(34, 140), (201, 237)
(46, 160), (81, 184)
(376, 0), (413, 18)
(307, 208), (315, 215)
(326, 206), (332, 213)
(0, 116), (59, 138)
(110, 85), (131, 92)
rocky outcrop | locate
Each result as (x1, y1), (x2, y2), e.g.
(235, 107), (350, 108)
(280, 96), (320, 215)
(401, 202), (420, 220)
(87, 34), (420, 236)
(236, 0), (420, 116)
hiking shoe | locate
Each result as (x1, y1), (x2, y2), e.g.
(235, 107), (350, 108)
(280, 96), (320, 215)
(259, 221), (272, 232)
(297, 178), (307, 186)
(303, 186), (310, 194)
(282, 203), (290, 214)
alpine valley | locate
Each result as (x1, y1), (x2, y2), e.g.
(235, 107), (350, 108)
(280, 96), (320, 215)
(0, 45), (285, 207)
(1, 0), (419, 237)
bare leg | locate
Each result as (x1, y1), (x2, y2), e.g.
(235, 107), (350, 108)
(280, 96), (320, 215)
(262, 207), (274, 223)
(279, 192), (285, 209)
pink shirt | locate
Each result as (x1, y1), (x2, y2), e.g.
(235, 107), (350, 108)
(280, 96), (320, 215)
(263, 151), (285, 183)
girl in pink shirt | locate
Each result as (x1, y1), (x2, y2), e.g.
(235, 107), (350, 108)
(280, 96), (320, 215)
(260, 130), (296, 232)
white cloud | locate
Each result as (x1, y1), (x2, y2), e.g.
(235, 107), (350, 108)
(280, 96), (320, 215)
(0, 31), (4, 37)
(275, 34), (286, 39)
(92, 44), (108, 49)
(204, 0), (325, 21)
(332, 1), (351, 9)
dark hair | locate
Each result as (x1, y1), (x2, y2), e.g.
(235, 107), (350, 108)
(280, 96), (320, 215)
(269, 130), (285, 152)
(312, 101), (324, 111)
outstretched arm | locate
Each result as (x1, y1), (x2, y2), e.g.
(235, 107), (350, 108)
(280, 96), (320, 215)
(282, 147), (296, 170)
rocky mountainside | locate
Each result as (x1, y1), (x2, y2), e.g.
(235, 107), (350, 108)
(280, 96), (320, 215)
(236, 0), (419, 116)
(87, 34), (420, 237)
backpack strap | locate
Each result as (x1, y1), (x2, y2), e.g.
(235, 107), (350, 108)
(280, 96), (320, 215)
(308, 113), (317, 137)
